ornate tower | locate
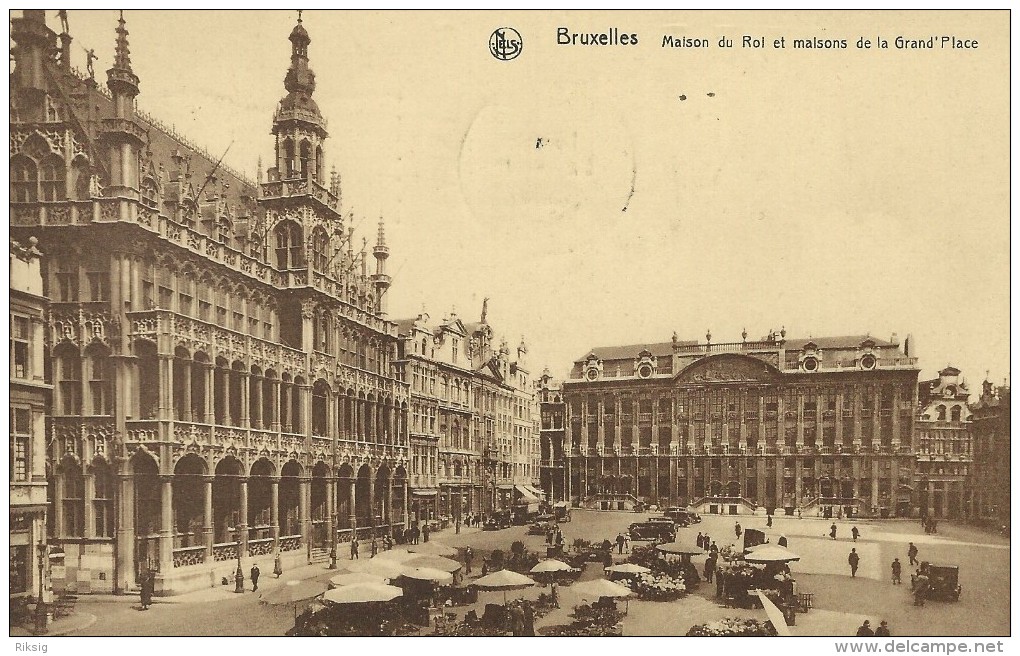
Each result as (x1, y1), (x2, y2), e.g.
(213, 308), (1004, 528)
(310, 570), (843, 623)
(271, 14), (329, 183)
(372, 218), (392, 316)
(101, 11), (146, 199)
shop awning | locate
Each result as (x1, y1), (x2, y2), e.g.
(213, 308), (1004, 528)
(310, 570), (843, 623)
(514, 485), (541, 504)
(496, 484), (515, 491)
(522, 485), (545, 499)
(411, 489), (438, 497)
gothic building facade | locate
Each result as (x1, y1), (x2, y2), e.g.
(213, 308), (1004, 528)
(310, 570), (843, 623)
(560, 331), (920, 518)
(536, 369), (566, 502)
(395, 305), (542, 522)
(970, 378), (1010, 526)
(10, 11), (411, 595)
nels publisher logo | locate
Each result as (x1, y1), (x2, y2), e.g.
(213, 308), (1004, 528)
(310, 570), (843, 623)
(489, 27), (523, 61)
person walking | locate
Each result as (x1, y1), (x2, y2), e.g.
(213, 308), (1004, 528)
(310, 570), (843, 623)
(766, 514), (773, 528)
(616, 532), (626, 554)
(734, 522), (742, 540)
(423, 524), (431, 543)
(623, 533), (631, 553)
(891, 558), (902, 585)
(464, 546), (474, 575)
(250, 563), (261, 592)
(907, 542), (919, 566)
(855, 620), (874, 636)
(696, 532), (704, 549)
(703, 555), (715, 583)
(875, 621), (891, 637)
(848, 548), (860, 578)
(139, 569), (153, 610)
(370, 536), (379, 557)
(350, 537), (360, 560)
(709, 540), (718, 554)
(830, 523), (838, 540)
(913, 571), (929, 606)
(851, 526), (860, 542)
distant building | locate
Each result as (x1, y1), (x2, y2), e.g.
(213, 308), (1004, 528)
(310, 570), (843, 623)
(536, 369), (566, 501)
(395, 303), (541, 522)
(561, 329), (920, 517)
(914, 367), (972, 519)
(10, 238), (52, 606)
(971, 377), (1010, 526)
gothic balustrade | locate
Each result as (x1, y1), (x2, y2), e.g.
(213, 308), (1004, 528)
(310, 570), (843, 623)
(211, 542), (239, 562)
(172, 545), (207, 568)
(247, 537), (274, 557)
(279, 535), (302, 552)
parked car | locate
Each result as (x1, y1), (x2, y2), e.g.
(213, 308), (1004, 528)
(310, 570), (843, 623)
(663, 507), (695, 526)
(925, 564), (962, 601)
(629, 521), (676, 542)
(553, 502), (572, 522)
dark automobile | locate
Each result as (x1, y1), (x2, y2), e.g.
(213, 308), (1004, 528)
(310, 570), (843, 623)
(664, 507), (697, 525)
(925, 564), (962, 601)
(629, 521), (676, 542)
(484, 510), (512, 531)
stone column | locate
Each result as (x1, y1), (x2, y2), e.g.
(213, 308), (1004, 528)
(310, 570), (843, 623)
(239, 477), (249, 554)
(240, 372), (250, 428)
(891, 386), (902, 449)
(222, 368), (232, 426)
(796, 394), (805, 449)
(181, 359), (193, 422)
(159, 475), (174, 573)
(349, 479), (358, 530)
(269, 478), (279, 552)
(871, 461), (880, 511)
(776, 392), (786, 451)
(402, 479), (410, 528)
(386, 474), (394, 527)
(271, 380), (282, 432)
(283, 384), (292, 433)
(325, 472), (335, 544)
(794, 458), (804, 505)
(203, 363), (214, 424)
(159, 355), (173, 420)
(299, 477), (310, 558)
(203, 475), (214, 558)
(116, 473), (135, 592)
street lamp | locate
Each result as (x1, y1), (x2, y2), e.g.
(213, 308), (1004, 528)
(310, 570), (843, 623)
(34, 539), (48, 635)
(232, 526), (244, 593)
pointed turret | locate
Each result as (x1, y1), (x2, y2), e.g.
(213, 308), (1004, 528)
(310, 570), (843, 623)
(101, 11), (146, 199)
(371, 217), (392, 317)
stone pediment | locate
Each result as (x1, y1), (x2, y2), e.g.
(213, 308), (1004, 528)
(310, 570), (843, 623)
(675, 353), (779, 385)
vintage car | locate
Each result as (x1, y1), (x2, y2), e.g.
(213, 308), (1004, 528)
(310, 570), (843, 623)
(629, 521), (676, 542)
(663, 507), (695, 526)
(925, 564), (962, 602)
(528, 521), (555, 535)
(483, 510), (513, 531)
(553, 501), (572, 522)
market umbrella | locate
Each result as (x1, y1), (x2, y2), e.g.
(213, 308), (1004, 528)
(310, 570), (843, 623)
(329, 572), (387, 588)
(405, 555), (462, 573)
(322, 582), (403, 605)
(751, 590), (793, 637)
(744, 545), (800, 564)
(471, 569), (536, 605)
(530, 559), (574, 574)
(262, 579), (328, 618)
(572, 578), (634, 613)
(604, 563), (651, 580)
(401, 567), (454, 585)
(656, 539), (703, 555)
(406, 542), (457, 557)
(346, 557), (407, 579)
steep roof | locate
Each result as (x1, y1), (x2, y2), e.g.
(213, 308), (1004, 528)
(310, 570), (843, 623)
(392, 317), (418, 337)
(783, 335), (895, 350)
(573, 341), (694, 363)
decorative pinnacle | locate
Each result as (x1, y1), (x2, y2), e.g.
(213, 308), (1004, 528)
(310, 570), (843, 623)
(114, 10), (132, 71)
(376, 217), (386, 247)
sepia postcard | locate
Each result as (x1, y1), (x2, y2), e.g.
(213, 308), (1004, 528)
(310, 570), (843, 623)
(7, 7), (1011, 648)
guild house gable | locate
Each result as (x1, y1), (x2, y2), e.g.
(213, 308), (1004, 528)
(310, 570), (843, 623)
(674, 352), (780, 386)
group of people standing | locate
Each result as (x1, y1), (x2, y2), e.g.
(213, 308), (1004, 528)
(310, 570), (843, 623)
(856, 619), (892, 636)
(695, 531), (718, 553)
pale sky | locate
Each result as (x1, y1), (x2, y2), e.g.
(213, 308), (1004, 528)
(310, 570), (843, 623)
(44, 10), (1010, 389)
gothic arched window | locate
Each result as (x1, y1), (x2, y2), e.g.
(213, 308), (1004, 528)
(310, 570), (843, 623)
(283, 139), (295, 178)
(10, 155), (37, 203)
(299, 140), (311, 180)
(39, 155), (66, 201)
(950, 406), (961, 422)
(311, 227), (328, 273)
(274, 220), (304, 269)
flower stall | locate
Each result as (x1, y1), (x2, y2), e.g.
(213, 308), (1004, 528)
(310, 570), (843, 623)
(686, 617), (777, 637)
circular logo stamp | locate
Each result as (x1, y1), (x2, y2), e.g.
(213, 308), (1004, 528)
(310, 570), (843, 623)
(489, 27), (523, 61)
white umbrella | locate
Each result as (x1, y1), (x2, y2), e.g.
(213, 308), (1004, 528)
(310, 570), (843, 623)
(375, 550), (419, 563)
(405, 555), (462, 573)
(329, 572), (387, 588)
(744, 545), (800, 563)
(322, 582), (403, 604)
(752, 590), (793, 637)
(472, 570), (536, 605)
(406, 542), (457, 557)
(530, 559), (574, 574)
(604, 563), (651, 575)
(347, 558), (407, 579)
(656, 539), (702, 555)
(262, 579), (328, 618)
(572, 578), (633, 600)
(401, 567), (454, 585)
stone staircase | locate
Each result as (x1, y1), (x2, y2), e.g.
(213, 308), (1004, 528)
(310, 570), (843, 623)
(309, 547), (329, 565)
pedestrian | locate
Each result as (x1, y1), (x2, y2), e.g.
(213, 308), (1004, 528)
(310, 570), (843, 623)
(464, 546), (474, 575)
(848, 548), (860, 578)
(931, 519), (938, 534)
(350, 537), (360, 559)
(423, 524), (431, 543)
(875, 620), (891, 637)
(778, 534), (788, 548)
(851, 526), (860, 542)
(913, 572), (929, 606)
(830, 523), (838, 540)
(703, 555), (715, 583)
(907, 542), (918, 566)
(735, 521), (742, 539)
(510, 604), (525, 636)
(250, 563), (261, 591)
(616, 532), (626, 554)
(766, 514), (773, 528)
(891, 558), (902, 585)
(798, 508), (802, 519)
(855, 620), (874, 637)
(370, 537), (378, 557)
(551, 581), (559, 608)
(602, 549), (613, 568)
(412, 525), (420, 545)
(710, 541), (718, 554)
(623, 533), (631, 553)
(555, 530), (564, 546)
(696, 532), (704, 549)
(139, 569), (153, 610)
(523, 600), (536, 636)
